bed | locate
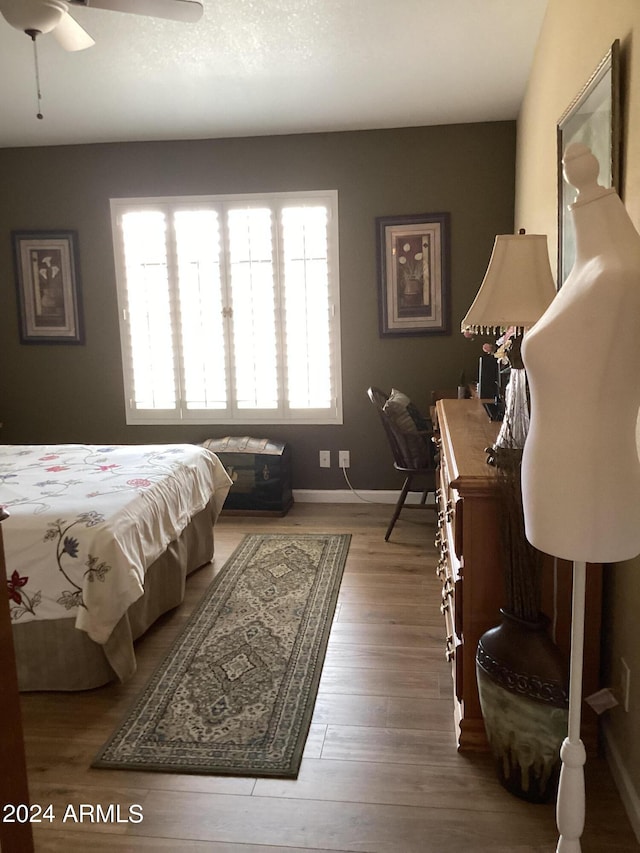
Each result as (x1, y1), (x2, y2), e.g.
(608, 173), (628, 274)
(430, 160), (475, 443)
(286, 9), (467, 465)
(0, 443), (232, 691)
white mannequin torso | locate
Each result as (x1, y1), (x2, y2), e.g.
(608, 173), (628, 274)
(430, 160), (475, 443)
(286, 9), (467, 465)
(521, 143), (640, 562)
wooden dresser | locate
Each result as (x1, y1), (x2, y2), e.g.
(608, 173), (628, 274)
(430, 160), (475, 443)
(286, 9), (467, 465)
(435, 398), (603, 752)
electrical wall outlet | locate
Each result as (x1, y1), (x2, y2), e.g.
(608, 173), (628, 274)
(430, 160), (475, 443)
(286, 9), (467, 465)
(319, 450), (331, 468)
(621, 657), (631, 713)
(338, 450), (350, 468)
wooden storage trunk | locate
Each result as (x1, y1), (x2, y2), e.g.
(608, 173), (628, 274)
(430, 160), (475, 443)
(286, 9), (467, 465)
(203, 436), (293, 516)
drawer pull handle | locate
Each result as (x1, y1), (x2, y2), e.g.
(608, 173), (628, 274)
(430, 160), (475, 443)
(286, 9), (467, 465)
(440, 601), (450, 615)
(445, 635), (455, 662)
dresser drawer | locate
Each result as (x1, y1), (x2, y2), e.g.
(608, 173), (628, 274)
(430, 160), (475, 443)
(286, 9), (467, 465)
(434, 397), (603, 753)
(438, 454), (464, 559)
(436, 472), (463, 665)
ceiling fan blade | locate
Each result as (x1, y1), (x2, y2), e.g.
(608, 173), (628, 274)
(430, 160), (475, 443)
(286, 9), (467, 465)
(69, 0), (203, 23)
(53, 11), (95, 51)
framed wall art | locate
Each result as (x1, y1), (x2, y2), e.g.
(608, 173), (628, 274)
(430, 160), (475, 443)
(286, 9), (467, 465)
(12, 230), (84, 344)
(557, 39), (621, 286)
(376, 211), (450, 337)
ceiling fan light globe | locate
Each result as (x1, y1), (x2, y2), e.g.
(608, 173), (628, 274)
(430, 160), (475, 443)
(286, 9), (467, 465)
(1, 0), (69, 34)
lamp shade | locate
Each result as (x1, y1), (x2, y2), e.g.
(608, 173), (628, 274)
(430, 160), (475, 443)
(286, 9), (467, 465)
(461, 233), (556, 333)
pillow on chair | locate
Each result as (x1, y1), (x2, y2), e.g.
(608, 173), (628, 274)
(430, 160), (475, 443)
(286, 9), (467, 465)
(383, 388), (430, 433)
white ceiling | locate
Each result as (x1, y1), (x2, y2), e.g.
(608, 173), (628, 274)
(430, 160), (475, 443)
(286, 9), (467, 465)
(0, 0), (548, 149)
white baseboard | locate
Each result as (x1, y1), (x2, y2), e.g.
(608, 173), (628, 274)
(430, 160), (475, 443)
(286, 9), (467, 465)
(602, 719), (640, 843)
(292, 489), (434, 505)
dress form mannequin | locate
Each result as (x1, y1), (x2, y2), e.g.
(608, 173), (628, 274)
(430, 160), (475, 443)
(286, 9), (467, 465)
(522, 142), (640, 853)
(522, 142), (640, 562)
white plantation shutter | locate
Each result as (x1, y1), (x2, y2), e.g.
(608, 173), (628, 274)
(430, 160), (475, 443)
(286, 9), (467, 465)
(111, 191), (342, 425)
(281, 205), (333, 410)
(227, 207), (279, 410)
(119, 209), (178, 412)
(174, 209), (227, 410)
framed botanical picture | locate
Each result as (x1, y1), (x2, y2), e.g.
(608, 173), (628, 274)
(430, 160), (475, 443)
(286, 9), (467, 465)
(557, 39), (621, 286)
(376, 212), (450, 337)
(12, 230), (84, 344)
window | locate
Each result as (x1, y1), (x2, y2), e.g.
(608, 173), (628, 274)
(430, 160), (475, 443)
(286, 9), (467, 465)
(110, 191), (342, 425)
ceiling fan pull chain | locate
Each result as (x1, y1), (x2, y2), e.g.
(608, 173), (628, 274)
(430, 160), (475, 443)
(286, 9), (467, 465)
(28, 30), (44, 120)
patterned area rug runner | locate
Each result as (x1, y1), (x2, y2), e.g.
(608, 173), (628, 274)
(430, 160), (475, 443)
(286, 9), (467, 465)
(93, 532), (350, 777)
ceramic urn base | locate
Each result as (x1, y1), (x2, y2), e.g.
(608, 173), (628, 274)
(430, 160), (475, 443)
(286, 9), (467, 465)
(476, 609), (569, 803)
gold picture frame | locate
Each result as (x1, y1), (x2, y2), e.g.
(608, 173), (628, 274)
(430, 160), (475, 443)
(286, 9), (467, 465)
(12, 230), (84, 344)
(557, 39), (621, 286)
(376, 212), (450, 337)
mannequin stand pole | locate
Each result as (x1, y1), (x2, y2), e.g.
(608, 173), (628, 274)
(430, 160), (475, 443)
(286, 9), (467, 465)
(556, 559), (587, 852)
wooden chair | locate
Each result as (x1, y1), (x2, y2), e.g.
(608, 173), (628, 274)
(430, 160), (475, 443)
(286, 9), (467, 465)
(367, 387), (438, 541)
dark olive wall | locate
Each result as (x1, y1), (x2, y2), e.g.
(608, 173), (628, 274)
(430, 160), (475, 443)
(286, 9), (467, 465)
(0, 123), (515, 489)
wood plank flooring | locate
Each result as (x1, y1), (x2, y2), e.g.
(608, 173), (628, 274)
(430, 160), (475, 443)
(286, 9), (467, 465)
(18, 503), (640, 852)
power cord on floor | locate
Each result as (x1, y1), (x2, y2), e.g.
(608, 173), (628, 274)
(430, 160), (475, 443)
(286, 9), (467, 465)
(340, 463), (382, 503)
(340, 464), (436, 511)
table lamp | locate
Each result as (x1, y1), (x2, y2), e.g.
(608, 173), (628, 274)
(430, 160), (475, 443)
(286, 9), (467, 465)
(461, 230), (556, 457)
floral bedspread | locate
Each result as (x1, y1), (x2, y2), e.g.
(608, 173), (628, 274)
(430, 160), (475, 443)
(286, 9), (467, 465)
(1, 444), (232, 644)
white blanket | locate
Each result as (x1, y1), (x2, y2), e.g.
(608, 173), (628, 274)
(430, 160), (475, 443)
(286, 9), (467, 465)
(1, 444), (231, 644)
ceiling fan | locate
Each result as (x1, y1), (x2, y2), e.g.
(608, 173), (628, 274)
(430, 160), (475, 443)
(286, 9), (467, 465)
(0, 0), (204, 51)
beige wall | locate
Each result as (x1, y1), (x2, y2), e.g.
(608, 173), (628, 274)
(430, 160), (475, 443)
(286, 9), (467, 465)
(515, 0), (640, 830)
